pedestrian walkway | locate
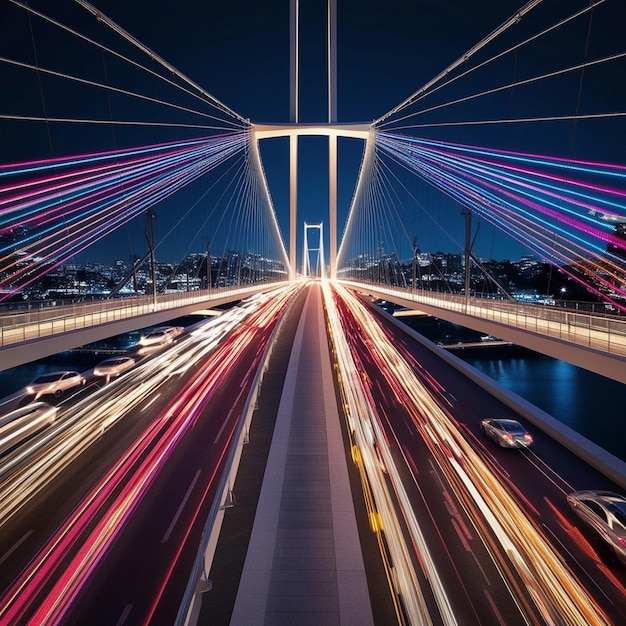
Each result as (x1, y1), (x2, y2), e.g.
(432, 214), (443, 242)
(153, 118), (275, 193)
(230, 283), (374, 625)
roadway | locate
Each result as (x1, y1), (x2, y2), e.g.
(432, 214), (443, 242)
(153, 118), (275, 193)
(1, 281), (625, 624)
(200, 281), (626, 625)
(329, 282), (626, 624)
(0, 287), (296, 624)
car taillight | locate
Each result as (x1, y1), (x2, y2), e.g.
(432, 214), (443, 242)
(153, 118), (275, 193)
(618, 537), (626, 548)
(504, 435), (512, 442)
(524, 434), (533, 442)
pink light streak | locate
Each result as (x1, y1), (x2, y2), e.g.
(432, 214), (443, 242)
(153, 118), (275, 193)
(0, 294), (290, 624)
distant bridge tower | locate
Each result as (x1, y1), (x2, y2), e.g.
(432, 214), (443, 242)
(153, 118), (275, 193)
(303, 222), (326, 279)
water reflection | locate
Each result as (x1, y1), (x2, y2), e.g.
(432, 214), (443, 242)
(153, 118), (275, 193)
(399, 314), (626, 463)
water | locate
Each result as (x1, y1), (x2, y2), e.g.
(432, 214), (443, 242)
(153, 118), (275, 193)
(461, 347), (626, 463)
(399, 315), (626, 463)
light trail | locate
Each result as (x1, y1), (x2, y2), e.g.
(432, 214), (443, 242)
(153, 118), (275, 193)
(0, 285), (297, 623)
(328, 282), (612, 625)
(323, 280), (453, 626)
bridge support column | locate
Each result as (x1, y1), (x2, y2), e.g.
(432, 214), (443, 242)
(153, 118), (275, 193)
(290, 135), (298, 281)
(329, 134), (337, 280)
(303, 221), (309, 278)
(463, 209), (471, 308)
(289, 0), (299, 281)
(328, 0), (337, 280)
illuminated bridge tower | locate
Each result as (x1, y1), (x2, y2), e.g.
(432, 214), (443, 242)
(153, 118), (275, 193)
(303, 222), (326, 279)
(253, 0), (369, 282)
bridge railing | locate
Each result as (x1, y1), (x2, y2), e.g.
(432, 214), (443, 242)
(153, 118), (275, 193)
(0, 282), (284, 347)
(341, 281), (626, 358)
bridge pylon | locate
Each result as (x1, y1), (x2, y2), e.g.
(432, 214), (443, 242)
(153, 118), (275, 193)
(303, 222), (325, 279)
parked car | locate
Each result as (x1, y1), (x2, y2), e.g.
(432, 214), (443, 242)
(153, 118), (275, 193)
(567, 490), (626, 565)
(139, 326), (184, 346)
(93, 356), (136, 380)
(0, 402), (58, 454)
(25, 371), (86, 400)
(480, 418), (533, 448)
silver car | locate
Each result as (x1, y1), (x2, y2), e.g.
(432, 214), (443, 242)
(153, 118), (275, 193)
(480, 418), (533, 448)
(139, 326), (183, 346)
(93, 356), (136, 380)
(0, 402), (58, 455)
(567, 490), (626, 566)
(25, 371), (86, 400)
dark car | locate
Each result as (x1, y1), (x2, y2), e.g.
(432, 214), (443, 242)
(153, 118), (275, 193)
(480, 418), (533, 448)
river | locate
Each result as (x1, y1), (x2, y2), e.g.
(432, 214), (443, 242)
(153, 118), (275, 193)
(400, 314), (626, 463)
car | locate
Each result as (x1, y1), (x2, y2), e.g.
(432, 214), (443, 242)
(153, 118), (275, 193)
(480, 418), (533, 448)
(138, 326), (184, 346)
(567, 490), (626, 565)
(0, 402), (58, 455)
(25, 371), (86, 400)
(93, 356), (136, 381)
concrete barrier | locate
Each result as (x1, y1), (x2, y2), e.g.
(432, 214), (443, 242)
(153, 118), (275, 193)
(381, 306), (626, 491)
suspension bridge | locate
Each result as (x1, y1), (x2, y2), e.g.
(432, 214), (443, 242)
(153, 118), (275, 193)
(1, 1), (626, 624)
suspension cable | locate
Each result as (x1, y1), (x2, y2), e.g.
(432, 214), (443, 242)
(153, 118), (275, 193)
(373, 0), (543, 125)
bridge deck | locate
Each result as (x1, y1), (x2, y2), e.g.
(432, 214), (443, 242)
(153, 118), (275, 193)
(227, 283), (373, 625)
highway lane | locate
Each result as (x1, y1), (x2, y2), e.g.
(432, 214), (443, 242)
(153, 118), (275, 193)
(327, 283), (529, 625)
(373, 306), (626, 621)
(328, 283), (626, 625)
(0, 286), (298, 625)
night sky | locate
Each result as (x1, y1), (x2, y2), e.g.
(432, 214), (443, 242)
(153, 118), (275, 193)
(1, 0), (624, 265)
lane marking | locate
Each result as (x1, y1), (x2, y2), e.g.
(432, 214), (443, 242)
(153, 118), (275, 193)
(450, 517), (471, 552)
(0, 530), (33, 567)
(483, 588), (508, 626)
(161, 469), (201, 543)
(213, 384), (247, 444)
(116, 604), (133, 626)
(141, 394), (161, 413)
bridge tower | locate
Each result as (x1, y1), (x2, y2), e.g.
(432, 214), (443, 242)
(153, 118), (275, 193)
(289, 0), (298, 281)
(303, 222), (326, 279)
(289, 0), (338, 281)
(328, 0), (338, 280)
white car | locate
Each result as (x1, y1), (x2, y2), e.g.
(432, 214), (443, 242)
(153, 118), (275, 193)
(567, 490), (626, 566)
(139, 326), (184, 346)
(93, 356), (136, 380)
(480, 418), (533, 448)
(0, 402), (58, 455)
(25, 371), (86, 400)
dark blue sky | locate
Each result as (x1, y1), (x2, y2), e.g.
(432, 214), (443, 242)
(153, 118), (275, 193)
(2, 0), (622, 265)
(86, 0), (532, 263)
